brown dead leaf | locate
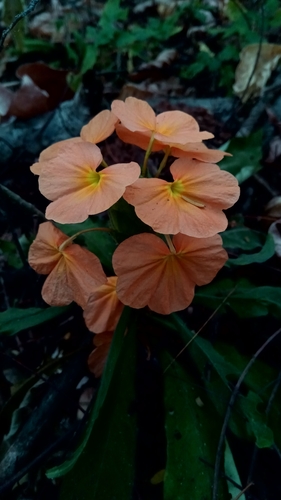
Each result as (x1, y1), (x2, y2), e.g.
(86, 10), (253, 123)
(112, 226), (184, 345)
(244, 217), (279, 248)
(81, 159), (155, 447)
(29, 11), (65, 42)
(119, 77), (183, 101)
(0, 85), (13, 116)
(265, 137), (281, 164)
(8, 75), (49, 119)
(233, 44), (281, 102)
(16, 62), (73, 110)
(268, 220), (281, 257)
(265, 197), (281, 218)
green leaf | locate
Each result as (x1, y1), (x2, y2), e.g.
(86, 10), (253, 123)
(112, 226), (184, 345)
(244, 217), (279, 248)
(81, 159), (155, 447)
(59, 308), (137, 500)
(47, 306), (133, 479)
(0, 307), (68, 336)
(161, 351), (226, 499)
(224, 440), (245, 500)
(219, 130), (263, 183)
(222, 228), (275, 266)
(239, 391), (274, 448)
(195, 278), (281, 318)
(109, 198), (152, 241)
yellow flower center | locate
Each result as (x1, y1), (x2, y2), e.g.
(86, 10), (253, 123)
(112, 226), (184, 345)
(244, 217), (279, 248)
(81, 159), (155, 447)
(87, 170), (101, 187)
(168, 180), (205, 208)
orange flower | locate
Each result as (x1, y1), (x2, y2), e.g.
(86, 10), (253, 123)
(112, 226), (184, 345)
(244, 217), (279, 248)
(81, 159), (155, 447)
(113, 233), (227, 315)
(28, 222), (106, 308)
(30, 110), (117, 175)
(83, 276), (124, 334)
(80, 109), (118, 143)
(123, 158), (239, 238)
(38, 141), (140, 223)
(116, 123), (229, 163)
(111, 97), (213, 147)
(88, 331), (113, 378)
(30, 137), (82, 175)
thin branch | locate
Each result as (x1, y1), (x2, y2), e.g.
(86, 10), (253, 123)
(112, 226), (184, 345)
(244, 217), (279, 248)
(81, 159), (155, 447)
(0, 0), (41, 53)
(212, 327), (281, 500)
(0, 184), (45, 221)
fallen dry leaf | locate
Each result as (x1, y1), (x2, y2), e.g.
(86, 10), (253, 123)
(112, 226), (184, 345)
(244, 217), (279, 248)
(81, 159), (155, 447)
(130, 49), (177, 82)
(233, 44), (281, 102)
(265, 196), (281, 218)
(8, 75), (49, 119)
(268, 220), (281, 257)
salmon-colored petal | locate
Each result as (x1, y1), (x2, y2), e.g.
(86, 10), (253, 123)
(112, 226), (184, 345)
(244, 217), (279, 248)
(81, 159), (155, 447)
(88, 332), (113, 378)
(63, 244), (106, 308)
(39, 142), (103, 201)
(84, 276), (124, 333)
(170, 159), (240, 209)
(171, 142), (231, 162)
(113, 233), (227, 315)
(45, 161), (140, 224)
(28, 222), (68, 274)
(111, 97), (156, 133)
(123, 160), (239, 237)
(80, 110), (118, 143)
(115, 123), (153, 150)
(30, 138), (83, 175)
(155, 111), (214, 144)
(42, 258), (74, 306)
(28, 221), (106, 308)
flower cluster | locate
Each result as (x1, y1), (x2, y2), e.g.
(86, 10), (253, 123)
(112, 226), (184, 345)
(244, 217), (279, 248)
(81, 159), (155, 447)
(28, 97), (239, 375)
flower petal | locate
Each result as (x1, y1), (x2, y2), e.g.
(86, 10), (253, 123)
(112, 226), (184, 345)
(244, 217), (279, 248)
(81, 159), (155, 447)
(28, 222), (67, 274)
(155, 111), (214, 144)
(88, 331), (113, 378)
(45, 161), (141, 223)
(84, 276), (124, 333)
(39, 142), (103, 201)
(113, 233), (227, 314)
(124, 159), (239, 237)
(30, 138), (82, 175)
(111, 97), (156, 133)
(80, 110), (118, 143)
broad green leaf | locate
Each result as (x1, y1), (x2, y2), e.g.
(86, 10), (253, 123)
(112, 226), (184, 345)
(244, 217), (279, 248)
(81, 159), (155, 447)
(219, 130), (263, 183)
(47, 306), (133, 479)
(59, 310), (137, 500)
(239, 391), (274, 448)
(224, 440), (245, 500)
(162, 351), (226, 499)
(56, 218), (116, 270)
(0, 234), (31, 269)
(0, 307), (68, 336)
(222, 228), (275, 266)
(109, 198), (152, 241)
(195, 278), (281, 318)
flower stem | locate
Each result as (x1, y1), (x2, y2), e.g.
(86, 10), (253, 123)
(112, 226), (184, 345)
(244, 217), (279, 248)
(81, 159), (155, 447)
(101, 159), (108, 168)
(155, 146), (171, 178)
(59, 227), (111, 251)
(164, 234), (176, 254)
(142, 133), (155, 177)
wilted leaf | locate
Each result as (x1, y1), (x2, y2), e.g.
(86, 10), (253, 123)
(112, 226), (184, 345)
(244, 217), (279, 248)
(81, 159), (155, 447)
(219, 130), (262, 183)
(265, 197), (281, 218)
(268, 220), (281, 257)
(233, 44), (281, 102)
(0, 307), (69, 336)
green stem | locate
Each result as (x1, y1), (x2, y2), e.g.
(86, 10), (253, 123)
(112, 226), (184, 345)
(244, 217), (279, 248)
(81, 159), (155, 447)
(141, 133), (155, 177)
(59, 227), (111, 251)
(101, 159), (108, 168)
(0, 184), (45, 220)
(164, 234), (176, 254)
(155, 146), (171, 178)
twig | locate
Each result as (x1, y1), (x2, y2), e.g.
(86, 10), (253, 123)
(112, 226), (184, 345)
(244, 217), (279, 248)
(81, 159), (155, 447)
(0, 0), (41, 53)
(212, 327), (281, 500)
(232, 482), (254, 500)
(0, 184), (45, 221)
